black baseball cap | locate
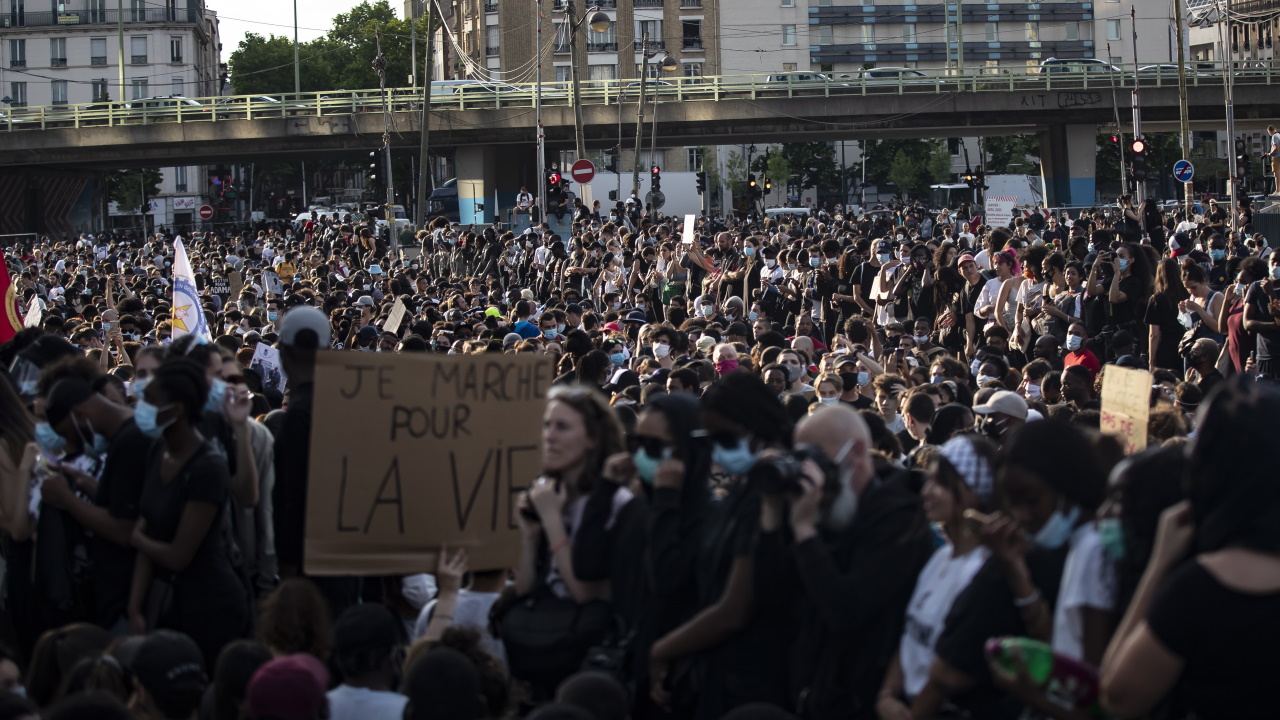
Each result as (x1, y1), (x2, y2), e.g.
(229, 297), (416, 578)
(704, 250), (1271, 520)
(133, 630), (206, 698)
(333, 604), (403, 654)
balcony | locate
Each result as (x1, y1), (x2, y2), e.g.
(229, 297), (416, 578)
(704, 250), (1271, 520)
(634, 0), (663, 6)
(52, 98), (67, 105)
(170, 55), (182, 63)
(131, 54), (148, 64)
(554, 43), (569, 55)
(0, 7), (200, 29)
(484, 1), (498, 11)
(680, 0), (700, 7)
(587, 41), (618, 52)
(50, 57), (67, 67)
(9, 59), (25, 67)
(91, 56), (106, 65)
(486, 45), (499, 55)
(681, 37), (702, 49)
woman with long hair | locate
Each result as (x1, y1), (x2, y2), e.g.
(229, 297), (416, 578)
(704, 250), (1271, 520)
(0, 378), (37, 542)
(1144, 258), (1190, 374)
(126, 358), (249, 668)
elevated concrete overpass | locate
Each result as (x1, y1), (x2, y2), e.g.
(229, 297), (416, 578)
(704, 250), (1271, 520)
(3, 67), (1279, 216)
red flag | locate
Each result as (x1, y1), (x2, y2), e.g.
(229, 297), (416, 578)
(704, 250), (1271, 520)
(0, 259), (23, 344)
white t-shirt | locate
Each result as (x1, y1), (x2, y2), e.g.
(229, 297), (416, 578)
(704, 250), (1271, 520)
(414, 589), (508, 667)
(327, 685), (407, 720)
(1052, 523), (1117, 662)
(900, 544), (991, 697)
(974, 277), (1003, 322)
(974, 249), (992, 271)
(1270, 132), (1280, 156)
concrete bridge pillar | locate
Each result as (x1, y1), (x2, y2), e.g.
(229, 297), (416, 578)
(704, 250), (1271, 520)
(455, 145), (534, 226)
(1038, 124), (1097, 208)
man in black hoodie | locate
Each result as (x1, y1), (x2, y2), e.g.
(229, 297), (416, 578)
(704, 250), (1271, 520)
(755, 405), (933, 720)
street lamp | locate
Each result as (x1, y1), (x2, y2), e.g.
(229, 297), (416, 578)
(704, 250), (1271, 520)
(631, 33), (677, 198)
(563, 3), (611, 165)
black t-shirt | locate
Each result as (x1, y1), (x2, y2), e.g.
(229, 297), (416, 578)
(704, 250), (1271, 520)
(851, 262), (879, 310)
(91, 418), (154, 626)
(1109, 275), (1146, 327)
(1246, 281), (1280, 364)
(1147, 560), (1280, 720)
(1143, 293), (1184, 372)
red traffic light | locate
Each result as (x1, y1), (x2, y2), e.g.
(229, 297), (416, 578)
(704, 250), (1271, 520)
(1110, 134), (1119, 144)
(549, 173), (561, 185)
(1130, 138), (1146, 154)
(651, 165), (661, 175)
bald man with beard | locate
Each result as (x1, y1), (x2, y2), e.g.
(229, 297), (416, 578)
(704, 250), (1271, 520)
(755, 405), (934, 720)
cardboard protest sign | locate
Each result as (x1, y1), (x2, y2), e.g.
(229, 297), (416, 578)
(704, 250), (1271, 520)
(228, 270), (243, 299)
(682, 214), (695, 245)
(1100, 365), (1151, 455)
(251, 343), (287, 393)
(305, 351), (555, 575)
(262, 270), (284, 296)
(384, 298), (408, 336)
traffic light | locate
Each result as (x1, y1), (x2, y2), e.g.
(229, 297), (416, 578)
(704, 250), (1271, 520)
(547, 169), (562, 202)
(764, 177), (772, 192)
(1235, 137), (1249, 180)
(604, 146), (619, 174)
(696, 171), (707, 195)
(1129, 137), (1147, 182)
(748, 174), (757, 195)
(651, 165), (661, 192)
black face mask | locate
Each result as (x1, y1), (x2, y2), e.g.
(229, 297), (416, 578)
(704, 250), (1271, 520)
(840, 372), (859, 393)
(981, 416), (1007, 439)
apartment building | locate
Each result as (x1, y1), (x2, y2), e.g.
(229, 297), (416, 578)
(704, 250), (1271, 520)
(409, 0), (722, 177)
(0, 0), (223, 229)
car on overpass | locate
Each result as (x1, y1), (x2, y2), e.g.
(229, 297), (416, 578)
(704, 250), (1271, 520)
(1039, 58), (1122, 75)
(857, 67), (931, 85)
(215, 95), (311, 119)
(128, 96), (213, 122)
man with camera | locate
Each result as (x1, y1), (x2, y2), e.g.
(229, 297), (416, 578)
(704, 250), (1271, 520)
(754, 405), (933, 720)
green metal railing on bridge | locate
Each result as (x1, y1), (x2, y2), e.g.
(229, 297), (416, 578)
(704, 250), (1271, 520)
(0, 61), (1275, 133)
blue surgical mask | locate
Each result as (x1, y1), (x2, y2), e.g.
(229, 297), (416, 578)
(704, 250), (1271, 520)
(543, 329), (558, 339)
(35, 422), (67, 453)
(809, 257), (822, 268)
(1066, 334), (1083, 351)
(748, 311), (758, 322)
(711, 437), (758, 475)
(1098, 517), (1125, 560)
(134, 400), (174, 439)
(1033, 502), (1080, 549)
(818, 396), (839, 406)
(857, 371), (870, 387)
(878, 253), (891, 263)
(913, 334), (928, 344)
(1210, 249), (1226, 261)
(132, 376), (151, 397)
(610, 352), (626, 366)
(744, 247), (756, 257)
(931, 376), (945, 384)
(970, 358), (982, 375)
(633, 446), (672, 484)
(204, 378), (227, 414)
(1271, 266), (1280, 281)
(268, 311), (278, 322)
(1118, 258), (1130, 271)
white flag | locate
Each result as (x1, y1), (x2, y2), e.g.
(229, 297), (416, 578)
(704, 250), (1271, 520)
(170, 239), (211, 342)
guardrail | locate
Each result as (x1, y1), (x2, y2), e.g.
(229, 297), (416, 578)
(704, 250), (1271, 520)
(1, 62), (1276, 133)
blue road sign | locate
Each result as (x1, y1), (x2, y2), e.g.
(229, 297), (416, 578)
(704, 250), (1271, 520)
(1173, 160), (1195, 183)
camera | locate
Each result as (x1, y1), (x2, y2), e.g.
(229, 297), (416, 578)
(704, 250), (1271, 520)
(344, 307), (362, 319)
(749, 444), (840, 499)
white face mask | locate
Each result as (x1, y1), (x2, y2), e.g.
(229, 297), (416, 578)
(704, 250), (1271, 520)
(766, 258), (777, 268)
(653, 343), (671, 358)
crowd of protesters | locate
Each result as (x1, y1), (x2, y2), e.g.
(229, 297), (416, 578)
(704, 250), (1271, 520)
(0, 191), (1278, 720)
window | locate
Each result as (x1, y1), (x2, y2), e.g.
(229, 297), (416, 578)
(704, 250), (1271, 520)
(948, 137), (961, 154)
(820, 26), (834, 44)
(1066, 22), (1079, 41)
(1025, 22), (1039, 47)
(903, 24), (916, 43)
(131, 77), (147, 99)
(50, 38), (66, 67)
(683, 62), (702, 77)
(1106, 19), (1120, 40)
(88, 0), (106, 22)
(171, 76), (182, 95)
(9, 82), (26, 107)
(782, 62), (798, 71)
(588, 64), (616, 80)
(781, 0), (794, 6)
(129, 0), (144, 21)
(587, 22), (617, 52)
(50, 79), (67, 104)
(782, 25), (796, 46)
(985, 22), (997, 42)
(91, 78), (108, 101)
(175, 166), (188, 192)
(131, 36), (146, 64)
(554, 22), (569, 53)
(486, 26), (499, 55)
(555, 65), (571, 83)
(634, 63), (661, 78)
(687, 147), (704, 170)
(640, 149), (665, 168)
(682, 20), (702, 49)
(91, 38), (107, 65)
(983, 59), (999, 74)
(856, 25), (868, 44)
(170, 36), (182, 62)
(637, 19), (662, 44)
(9, 39), (25, 68)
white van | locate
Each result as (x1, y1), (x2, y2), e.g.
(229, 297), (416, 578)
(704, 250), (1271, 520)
(766, 207), (812, 219)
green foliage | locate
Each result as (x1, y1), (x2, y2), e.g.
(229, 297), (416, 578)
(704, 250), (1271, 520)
(725, 150), (747, 196)
(880, 139), (951, 198)
(765, 153), (791, 189)
(984, 135), (1042, 175)
(228, 1), (433, 96)
(107, 169), (163, 214)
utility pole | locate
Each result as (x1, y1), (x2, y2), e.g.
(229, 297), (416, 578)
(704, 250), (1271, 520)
(536, 0), (547, 224)
(116, 0), (124, 99)
(1221, 0), (1239, 236)
(374, 27), (395, 232)
(956, 0), (965, 76)
(1174, 0), (1193, 209)
(1107, 42), (1127, 198)
(632, 32), (650, 200)
(567, 0), (588, 164)
(293, 0), (300, 96)
(416, 1), (434, 229)
(1131, 6), (1144, 203)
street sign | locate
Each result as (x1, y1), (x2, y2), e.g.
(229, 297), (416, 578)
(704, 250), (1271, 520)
(197, 205), (214, 220)
(645, 190), (666, 209)
(570, 159), (596, 184)
(1173, 160), (1195, 183)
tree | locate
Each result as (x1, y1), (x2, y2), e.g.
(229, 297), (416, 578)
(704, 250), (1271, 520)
(107, 169), (163, 231)
(229, 33), (336, 95)
(984, 135), (1042, 175)
(779, 142), (840, 192)
(765, 153), (790, 200)
(725, 150), (747, 196)
(883, 140), (951, 199)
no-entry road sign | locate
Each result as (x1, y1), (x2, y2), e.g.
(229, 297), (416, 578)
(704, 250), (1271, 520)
(571, 159), (596, 184)
(198, 205), (215, 220)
